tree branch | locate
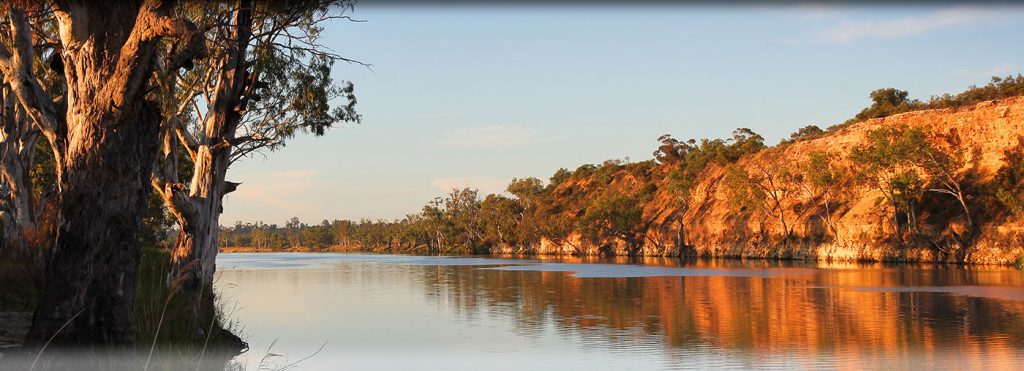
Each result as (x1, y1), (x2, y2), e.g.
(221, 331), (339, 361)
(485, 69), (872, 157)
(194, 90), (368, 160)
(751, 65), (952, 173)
(152, 124), (200, 226)
(172, 117), (199, 161)
(0, 7), (66, 165)
(113, 1), (208, 107)
(151, 170), (198, 225)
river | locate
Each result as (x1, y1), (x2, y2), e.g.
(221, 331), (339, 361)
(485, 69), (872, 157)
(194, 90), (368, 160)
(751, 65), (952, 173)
(216, 253), (1024, 370)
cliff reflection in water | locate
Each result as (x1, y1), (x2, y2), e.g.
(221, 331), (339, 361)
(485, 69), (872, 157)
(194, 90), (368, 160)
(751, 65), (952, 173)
(417, 257), (1024, 367)
(217, 254), (1024, 369)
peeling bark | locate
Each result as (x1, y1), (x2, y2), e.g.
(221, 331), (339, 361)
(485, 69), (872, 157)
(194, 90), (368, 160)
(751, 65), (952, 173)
(0, 86), (43, 252)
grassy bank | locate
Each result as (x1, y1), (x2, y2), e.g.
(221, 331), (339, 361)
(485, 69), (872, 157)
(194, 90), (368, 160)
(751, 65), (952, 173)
(133, 248), (246, 370)
(0, 248), (246, 370)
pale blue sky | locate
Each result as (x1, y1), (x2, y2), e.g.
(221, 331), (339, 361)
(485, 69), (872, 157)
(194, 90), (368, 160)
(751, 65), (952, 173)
(221, 4), (1024, 226)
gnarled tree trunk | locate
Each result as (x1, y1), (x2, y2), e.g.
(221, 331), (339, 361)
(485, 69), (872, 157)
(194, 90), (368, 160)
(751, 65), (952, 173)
(165, 143), (237, 335)
(29, 101), (162, 345)
(155, 0), (252, 336)
(0, 1), (205, 346)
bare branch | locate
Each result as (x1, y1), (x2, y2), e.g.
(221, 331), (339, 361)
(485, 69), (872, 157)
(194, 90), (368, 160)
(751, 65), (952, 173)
(0, 7), (66, 165)
(114, 2), (208, 107)
(151, 170), (198, 224)
(173, 118), (199, 161)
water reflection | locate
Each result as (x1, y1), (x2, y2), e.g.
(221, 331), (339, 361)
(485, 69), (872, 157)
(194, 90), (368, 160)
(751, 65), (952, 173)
(216, 254), (1024, 370)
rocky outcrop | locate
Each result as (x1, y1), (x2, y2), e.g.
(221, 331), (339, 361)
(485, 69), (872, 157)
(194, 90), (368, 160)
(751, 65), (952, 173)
(509, 97), (1024, 264)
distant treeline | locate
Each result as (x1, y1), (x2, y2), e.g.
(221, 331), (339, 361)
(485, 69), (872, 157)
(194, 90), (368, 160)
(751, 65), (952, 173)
(219, 128), (767, 253)
(218, 76), (1024, 256)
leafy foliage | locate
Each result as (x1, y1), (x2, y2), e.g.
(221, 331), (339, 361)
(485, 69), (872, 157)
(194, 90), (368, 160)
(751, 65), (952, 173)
(995, 139), (1024, 218)
(722, 164), (761, 212)
(848, 125), (980, 241)
(578, 193), (645, 252)
(781, 125), (825, 145)
(221, 128), (764, 254)
(800, 151), (839, 196)
(722, 154), (800, 238)
(850, 88), (923, 123)
(840, 74), (1024, 127)
(171, 0), (363, 165)
(849, 125), (929, 237)
(795, 150), (840, 237)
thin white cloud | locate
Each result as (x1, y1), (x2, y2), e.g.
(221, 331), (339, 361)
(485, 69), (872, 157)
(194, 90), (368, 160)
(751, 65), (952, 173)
(981, 63), (1022, 77)
(430, 176), (508, 195)
(950, 63), (1022, 79)
(229, 169), (331, 216)
(436, 125), (537, 149)
(817, 7), (1002, 44)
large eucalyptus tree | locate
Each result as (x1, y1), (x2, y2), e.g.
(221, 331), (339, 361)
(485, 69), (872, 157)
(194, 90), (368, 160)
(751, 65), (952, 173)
(150, 0), (360, 334)
(0, 1), (205, 345)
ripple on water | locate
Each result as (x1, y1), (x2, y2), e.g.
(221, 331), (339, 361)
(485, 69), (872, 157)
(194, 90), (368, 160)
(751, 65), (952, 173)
(480, 263), (818, 278)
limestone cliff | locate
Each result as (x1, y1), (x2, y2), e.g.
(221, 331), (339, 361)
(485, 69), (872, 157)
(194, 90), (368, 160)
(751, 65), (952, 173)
(513, 97), (1024, 264)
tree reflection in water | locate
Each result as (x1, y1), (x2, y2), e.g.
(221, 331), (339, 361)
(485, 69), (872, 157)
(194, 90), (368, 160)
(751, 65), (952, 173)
(215, 254), (1024, 369)
(420, 257), (1024, 368)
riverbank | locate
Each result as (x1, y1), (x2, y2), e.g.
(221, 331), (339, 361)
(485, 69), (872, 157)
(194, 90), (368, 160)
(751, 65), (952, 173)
(221, 245), (368, 253)
(220, 240), (1024, 267)
(0, 248), (245, 370)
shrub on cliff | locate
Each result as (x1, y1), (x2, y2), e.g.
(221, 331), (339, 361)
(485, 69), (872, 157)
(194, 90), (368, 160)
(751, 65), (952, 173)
(929, 74), (1024, 109)
(781, 125), (825, 145)
(838, 74), (1024, 128)
(849, 125), (929, 240)
(849, 88), (925, 124)
(721, 152), (800, 240)
(850, 124), (983, 250)
(795, 151), (840, 238)
(578, 193), (645, 254)
(995, 138), (1024, 218)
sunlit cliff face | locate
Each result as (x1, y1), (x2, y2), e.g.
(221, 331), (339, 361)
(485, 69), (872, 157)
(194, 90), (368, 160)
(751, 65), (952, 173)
(674, 98), (1024, 262)
(524, 97), (1024, 263)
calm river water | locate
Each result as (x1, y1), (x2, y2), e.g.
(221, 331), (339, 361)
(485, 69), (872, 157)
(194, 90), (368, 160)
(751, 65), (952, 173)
(216, 253), (1024, 370)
